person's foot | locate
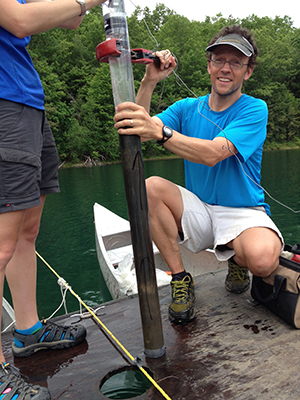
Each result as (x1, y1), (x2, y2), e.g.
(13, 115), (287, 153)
(225, 257), (250, 293)
(168, 272), (196, 324)
(0, 362), (51, 399)
(12, 319), (86, 358)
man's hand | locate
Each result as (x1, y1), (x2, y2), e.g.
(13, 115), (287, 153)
(114, 102), (163, 142)
(143, 49), (176, 84)
(135, 49), (176, 113)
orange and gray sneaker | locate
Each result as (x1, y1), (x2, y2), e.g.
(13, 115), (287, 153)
(169, 272), (196, 324)
(225, 257), (250, 294)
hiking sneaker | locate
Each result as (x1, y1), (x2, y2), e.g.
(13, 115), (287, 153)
(169, 273), (196, 324)
(0, 362), (50, 399)
(225, 258), (250, 294)
(12, 319), (86, 358)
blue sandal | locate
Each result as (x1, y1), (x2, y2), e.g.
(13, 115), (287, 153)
(0, 362), (50, 399)
(12, 319), (86, 358)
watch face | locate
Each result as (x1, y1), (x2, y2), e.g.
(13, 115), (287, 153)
(163, 126), (172, 137)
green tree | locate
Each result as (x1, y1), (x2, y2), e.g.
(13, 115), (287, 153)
(27, 7), (300, 162)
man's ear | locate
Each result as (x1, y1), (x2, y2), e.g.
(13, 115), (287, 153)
(244, 65), (254, 81)
(207, 60), (211, 75)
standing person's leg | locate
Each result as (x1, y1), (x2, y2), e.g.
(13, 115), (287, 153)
(6, 198), (86, 358)
(0, 101), (86, 398)
(5, 196), (46, 330)
(0, 210), (51, 399)
(0, 210), (26, 362)
(0, 100), (52, 398)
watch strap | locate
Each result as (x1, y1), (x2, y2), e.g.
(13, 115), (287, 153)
(157, 126), (173, 145)
(76, 0), (86, 16)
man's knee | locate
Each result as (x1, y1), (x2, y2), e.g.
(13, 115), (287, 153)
(233, 228), (282, 277)
(146, 176), (163, 193)
(146, 176), (175, 204)
(146, 176), (163, 209)
(239, 247), (280, 277)
(146, 177), (183, 228)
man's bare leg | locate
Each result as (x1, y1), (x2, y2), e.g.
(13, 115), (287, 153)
(146, 176), (195, 324)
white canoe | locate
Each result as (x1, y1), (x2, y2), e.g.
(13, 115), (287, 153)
(2, 298), (15, 333)
(94, 202), (227, 300)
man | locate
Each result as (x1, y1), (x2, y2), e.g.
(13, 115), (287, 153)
(114, 25), (283, 324)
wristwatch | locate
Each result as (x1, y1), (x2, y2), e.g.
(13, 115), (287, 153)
(75, 0), (86, 16)
(157, 126), (173, 146)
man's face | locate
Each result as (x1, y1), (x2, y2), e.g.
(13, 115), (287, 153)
(207, 45), (254, 98)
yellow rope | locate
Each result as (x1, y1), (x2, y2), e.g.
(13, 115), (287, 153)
(35, 251), (172, 400)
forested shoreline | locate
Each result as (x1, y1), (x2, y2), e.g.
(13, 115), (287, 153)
(28, 4), (300, 164)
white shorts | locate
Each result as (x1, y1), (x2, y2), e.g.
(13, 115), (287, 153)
(177, 185), (284, 262)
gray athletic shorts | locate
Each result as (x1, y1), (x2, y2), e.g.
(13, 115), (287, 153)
(177, 185), (284, 261)
(0, 99), (60, 213)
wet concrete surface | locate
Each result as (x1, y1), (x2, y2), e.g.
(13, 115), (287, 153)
(3, 269), (300, 400)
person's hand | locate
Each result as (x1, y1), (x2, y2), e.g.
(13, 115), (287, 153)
(143, 49), (176, 84)
(114, 102), (163, 142)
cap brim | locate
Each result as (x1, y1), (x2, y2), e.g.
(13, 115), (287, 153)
(206, 42), (252, 57)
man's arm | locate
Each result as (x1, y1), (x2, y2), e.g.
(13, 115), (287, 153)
(163, 132), (238, 166)
(114, 101), (238, 166)
(136, 77), (157, 114)
(115, 50), (238, 166)
(136, 50), (176, 114)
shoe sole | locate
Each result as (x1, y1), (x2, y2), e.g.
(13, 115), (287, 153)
(169, 308), (196, 325)
(225, 280), (250, 294)
(31, 387), (51, 400)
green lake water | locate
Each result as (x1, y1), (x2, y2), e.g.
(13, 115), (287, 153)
(4, 150), (300, 318)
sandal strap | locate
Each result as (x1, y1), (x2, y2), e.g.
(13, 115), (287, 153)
(0, 363), (47, 400)
(13, 319), (76, 347)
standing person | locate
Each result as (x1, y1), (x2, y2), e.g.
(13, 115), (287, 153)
(0, 0), (106, 398)
(114, 25), (283, 325)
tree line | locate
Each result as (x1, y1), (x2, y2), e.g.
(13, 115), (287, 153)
(28, 4), (300, 164)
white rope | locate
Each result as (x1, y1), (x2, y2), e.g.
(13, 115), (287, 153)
(46, 278), (69, 320)
(46, 277), (102, 321)
(71, 306), (106, 320)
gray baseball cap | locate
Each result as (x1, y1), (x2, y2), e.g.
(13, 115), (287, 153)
(206, 33), (254, 57)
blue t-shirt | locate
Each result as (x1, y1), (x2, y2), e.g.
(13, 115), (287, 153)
(156, 94), (271, 214)
(0, 0), (45, 109)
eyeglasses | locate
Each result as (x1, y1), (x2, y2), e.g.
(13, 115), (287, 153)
(211, 58), (249, 70)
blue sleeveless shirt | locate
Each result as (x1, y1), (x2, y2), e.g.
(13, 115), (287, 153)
(0, 0), (45, 109)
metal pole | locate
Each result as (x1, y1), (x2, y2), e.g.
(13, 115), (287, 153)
(101, 0), (165, 358)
